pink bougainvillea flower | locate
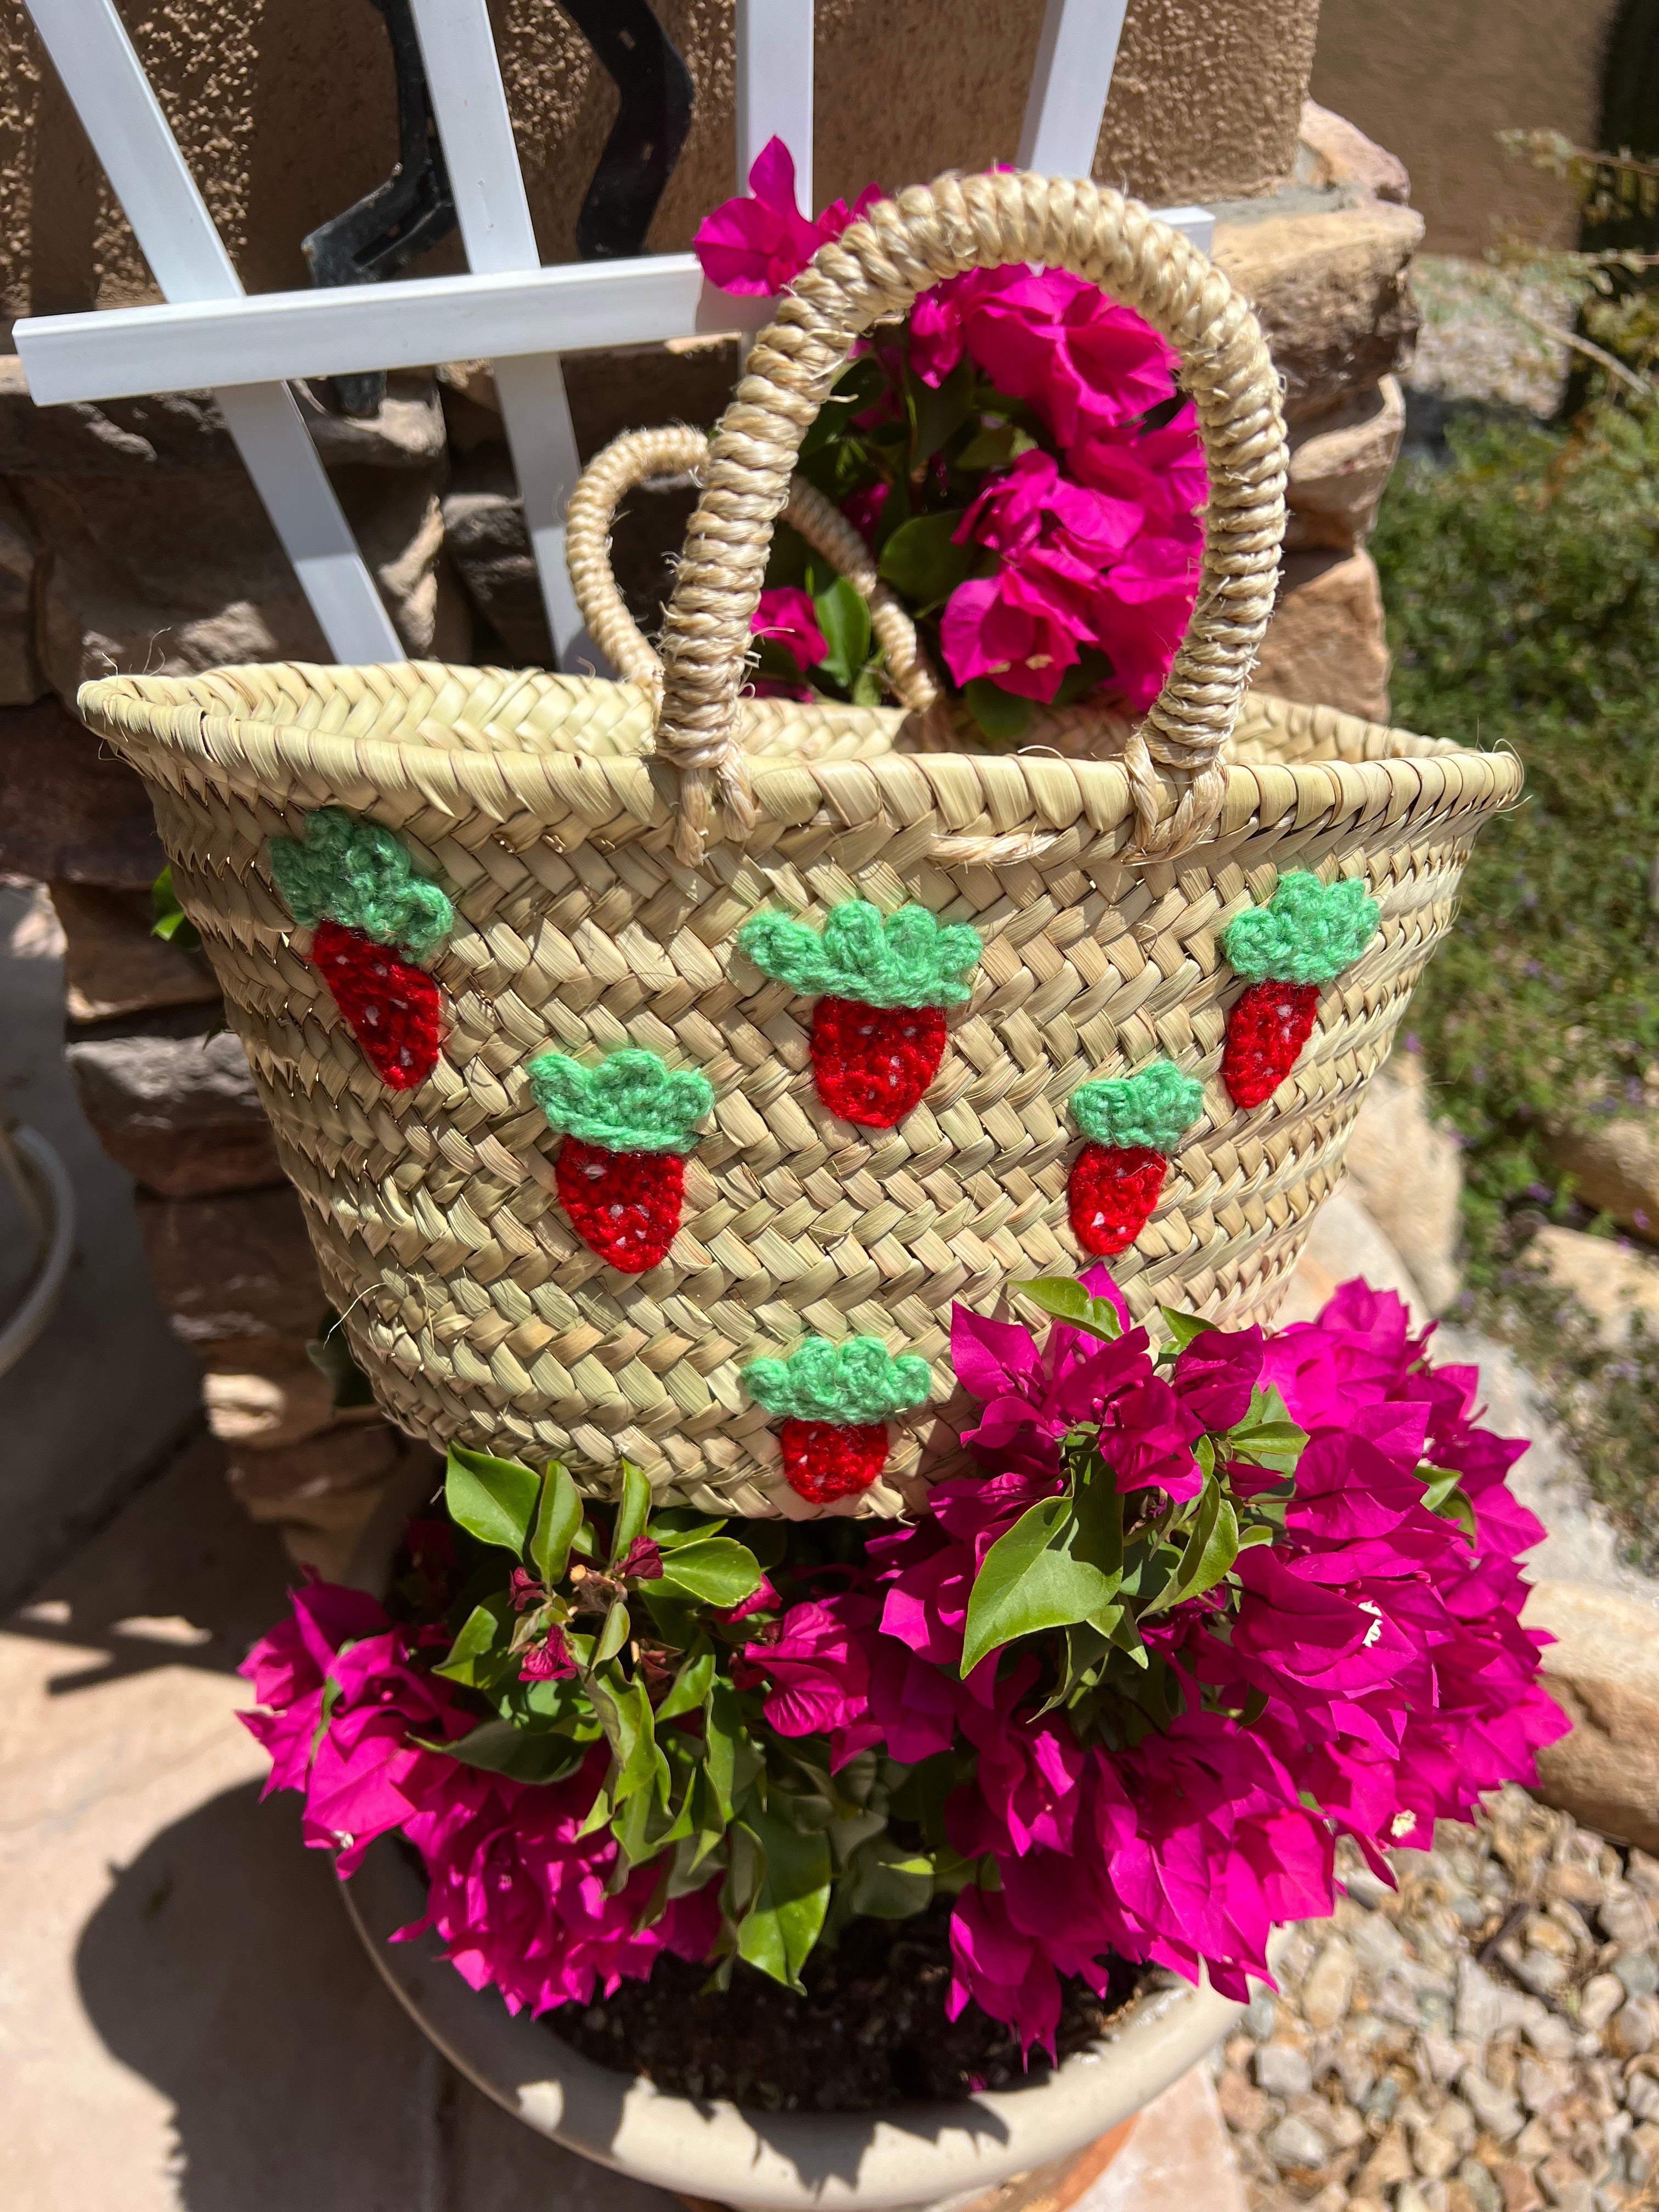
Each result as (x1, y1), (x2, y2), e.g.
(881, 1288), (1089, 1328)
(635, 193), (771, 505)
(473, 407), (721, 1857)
(840, 479), (891, 548)
(750, 583), (827, 701)
(752, 585), (826, 673)
(938, 571), (1083, 701)
(909, 267), (1177, 438)
(695, 137), (881, 296)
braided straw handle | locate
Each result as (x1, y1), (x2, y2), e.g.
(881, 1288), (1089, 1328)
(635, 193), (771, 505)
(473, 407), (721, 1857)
(651, 170), (1288, 865)
(565, 425), (938, 714)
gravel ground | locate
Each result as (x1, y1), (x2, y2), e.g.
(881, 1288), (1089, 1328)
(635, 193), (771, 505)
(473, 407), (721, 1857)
(1216, 1786), (1659, 2212)
(1407, 256), (1576, 420)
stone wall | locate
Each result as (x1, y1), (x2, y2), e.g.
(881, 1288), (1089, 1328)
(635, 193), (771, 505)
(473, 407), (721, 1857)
(1311, 0), (1622, 254)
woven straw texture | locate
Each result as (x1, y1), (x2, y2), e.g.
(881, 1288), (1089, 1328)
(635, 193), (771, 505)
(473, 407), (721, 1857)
(78, 171), (1521, 1519)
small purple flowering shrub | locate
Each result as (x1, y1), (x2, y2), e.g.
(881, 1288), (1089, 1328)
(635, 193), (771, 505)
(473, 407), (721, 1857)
(242, 1277), (1566, 2056)
(690, 142), (1207, 744)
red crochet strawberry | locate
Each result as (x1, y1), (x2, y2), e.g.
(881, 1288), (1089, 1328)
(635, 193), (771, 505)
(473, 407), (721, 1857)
(1220, 873), (1381, 1110)
(743, 1336), (933, 1505)
(1068, 1062), (1205, 1258)
(737, 899), (981, 1129)
(269, 806), (455, 1092)
(777, 1420), (891, 1505)
(527, 1047), (715, 1274)
(311, 919), (443, 1092)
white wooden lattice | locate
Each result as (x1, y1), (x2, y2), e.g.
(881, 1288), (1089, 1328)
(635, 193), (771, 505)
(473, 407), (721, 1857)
(15, 0), (1211, 670)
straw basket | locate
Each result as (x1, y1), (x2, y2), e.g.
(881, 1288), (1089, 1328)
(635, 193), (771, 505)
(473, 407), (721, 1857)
(78, 170), (1520, 1520)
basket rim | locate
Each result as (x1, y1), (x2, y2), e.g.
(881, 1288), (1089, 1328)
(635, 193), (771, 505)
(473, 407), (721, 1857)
(78, 659), (1522, 853)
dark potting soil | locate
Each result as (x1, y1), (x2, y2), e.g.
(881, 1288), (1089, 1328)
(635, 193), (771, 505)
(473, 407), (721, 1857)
(545, 1903), (1143, 2113)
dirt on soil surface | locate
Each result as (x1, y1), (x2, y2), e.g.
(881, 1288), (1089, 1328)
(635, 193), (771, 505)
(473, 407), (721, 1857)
(545, 1902), (1143, 2112)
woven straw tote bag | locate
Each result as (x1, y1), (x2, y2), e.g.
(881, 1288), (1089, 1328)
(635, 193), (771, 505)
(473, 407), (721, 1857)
(78, 170), (1520, 1520)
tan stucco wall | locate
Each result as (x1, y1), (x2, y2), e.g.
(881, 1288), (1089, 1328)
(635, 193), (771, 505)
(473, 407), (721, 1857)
(1310, 0), (1621, 253)
(2, 0), (1319, 325)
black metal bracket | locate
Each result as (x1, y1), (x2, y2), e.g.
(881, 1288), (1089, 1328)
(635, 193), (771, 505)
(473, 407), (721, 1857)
(558, 0), (694, 261)
(302, 0), (459, 416)
(301, 0), (692, 421)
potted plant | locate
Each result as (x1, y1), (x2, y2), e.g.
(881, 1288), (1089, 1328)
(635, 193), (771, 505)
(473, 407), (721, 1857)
(241, 1273), (1566, 2203)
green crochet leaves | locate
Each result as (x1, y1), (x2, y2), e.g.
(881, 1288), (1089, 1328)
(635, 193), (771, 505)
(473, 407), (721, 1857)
(742, 1336), (934, 1425)
(269, 807), (453, 961)
(737, 899), (982, 1011)
(1070, 1060), (1205, 1155)
(526, 1047), (714, 1155)
(1222, 872), (1380, 986)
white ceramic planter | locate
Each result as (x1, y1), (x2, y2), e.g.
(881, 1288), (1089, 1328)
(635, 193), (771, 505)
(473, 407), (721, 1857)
(343, 1837), (1243, 2212)
(337, 1479), (1248, 2210)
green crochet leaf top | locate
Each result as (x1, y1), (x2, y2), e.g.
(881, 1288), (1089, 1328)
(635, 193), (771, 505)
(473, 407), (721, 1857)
(742, 1336), (934, 1425)
(526, 1047), (714, 1155)
(1070, 1060), (1205, 1155)
(737, 899), (983, 1011)
(1221, 872), (1380, 986)
(269, 808), (454, 961)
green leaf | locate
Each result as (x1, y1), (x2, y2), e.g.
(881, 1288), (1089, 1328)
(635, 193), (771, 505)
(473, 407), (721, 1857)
(427, 1718), (587, 1783)
(735, 1803), (833, 1989)
(640, 1584), (703, 1649)
(1160, 1306), (1218, 1351)
(1227, 1387), (1311, 1475)
(1161, 1489), (1240, 1610)
(910, 356), (975, 463)
(433, 1596), (510, 1685)
(814, 575), (872, 691)
(445, 1443), (541, 1556)
(654, 1537), (763, 1609)
(1013, 1274), (1122, 1341)
(610, 1460), (653, 1567)
(842, 1835), (935, 1920)
(594, 1671), (668, 1809)
(878, 512), (974, 607)
(529, 1461), (584, 1585)
(651, 1509), (728, 1549)
(150, 864), (202, 950)
(656, 1645), (717, 1722)
(962, 679), (1031, 744)
(594, 1595), (633, 1664)
(702, 1679), (745, 1826)
(960, 1497), (1114, 1678)
(799, 358), (888, 457)
(953, 418), (1019, 471)
(1421, 1466), (1480, 1547)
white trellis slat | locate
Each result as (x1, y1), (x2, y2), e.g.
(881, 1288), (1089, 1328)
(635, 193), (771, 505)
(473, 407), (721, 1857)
(18, 0), (1216, 673)
(21, 0), (401, 663)
(736, 0), (816, 203)
(1019, 0), (1132, 176)
(407, 0), (586, 658)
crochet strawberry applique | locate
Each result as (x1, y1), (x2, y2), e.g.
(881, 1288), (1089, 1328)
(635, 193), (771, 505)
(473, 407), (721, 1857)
(736, 900), (982, 1128)
(1220, 873), (1381, 1109)
(1067, 1060), (1205, 1257)
(526, 1047), (715, 1274)
(269, 808), (454, 1091)
(742, 1336), (933, 1504)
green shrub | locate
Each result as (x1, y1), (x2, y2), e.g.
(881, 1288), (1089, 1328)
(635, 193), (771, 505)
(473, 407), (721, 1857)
(1373, 400), (1659, 1557)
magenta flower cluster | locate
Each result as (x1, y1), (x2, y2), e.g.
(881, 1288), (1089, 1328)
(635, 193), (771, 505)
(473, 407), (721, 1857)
(241, 1279), (1564, 2053)
(750, 1277), (1565, 2049)
(696, 142), (1207, 718)
(240, 1584), (718, 2015)
(916, 268), (1206, 711)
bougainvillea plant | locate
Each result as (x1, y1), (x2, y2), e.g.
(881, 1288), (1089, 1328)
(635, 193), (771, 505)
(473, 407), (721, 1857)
(269, 808), (454, 1091)
(244, 1274), (1566, 2056)
(693, 141), (1207, 744)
